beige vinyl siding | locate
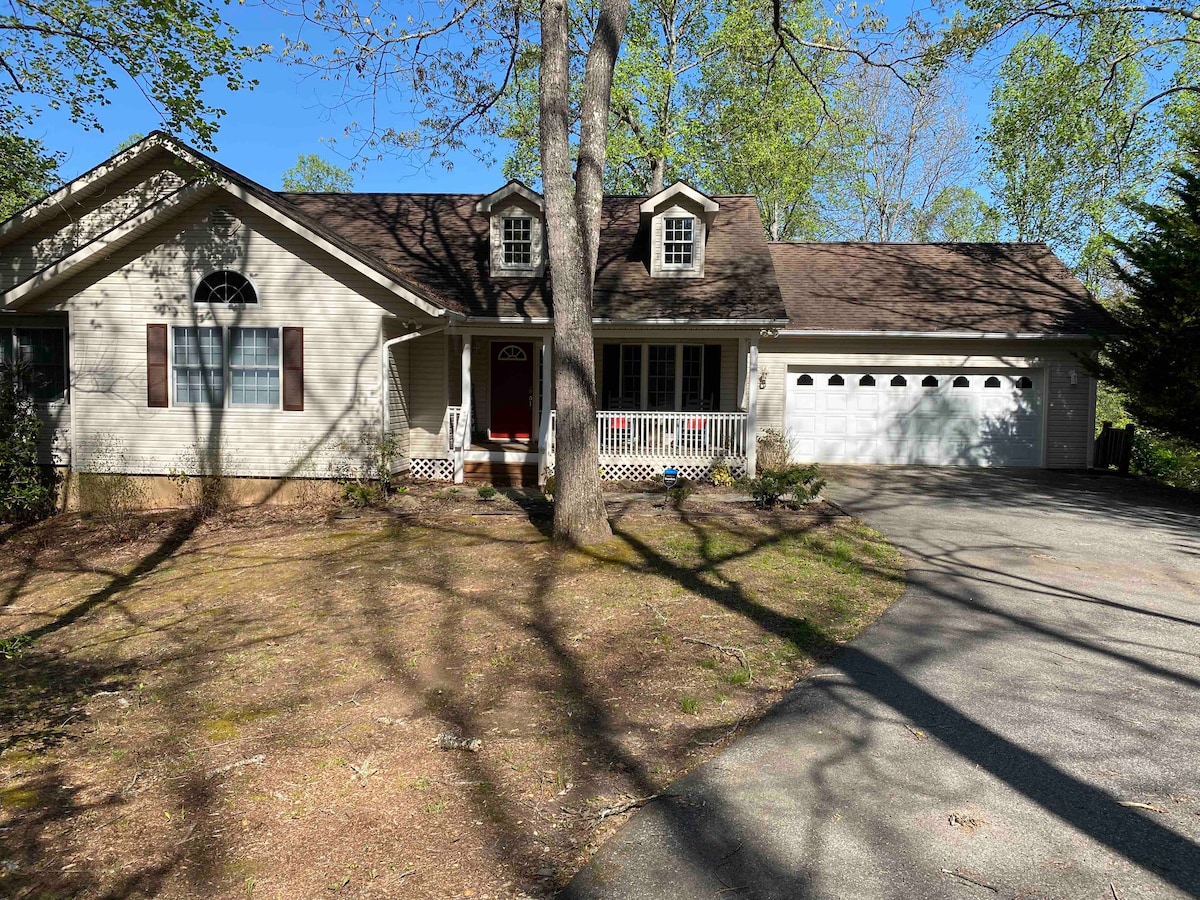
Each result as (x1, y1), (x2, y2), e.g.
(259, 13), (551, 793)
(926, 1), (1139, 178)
(2, 154), (192, 293)
(408, 333), (450, 458)
(1046, 362), (1095, 468)
(19, 197), (438, 478)
(383, 320), (412, 467)
(35, 402), (71, 466)
(757, 336), (1097, 469)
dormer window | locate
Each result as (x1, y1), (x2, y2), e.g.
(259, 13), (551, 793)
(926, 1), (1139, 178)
(663, 217), (694, 268)
(477, 180), (546, 278)
(640, 182), (718, 279)
(502, 216), (533, 268)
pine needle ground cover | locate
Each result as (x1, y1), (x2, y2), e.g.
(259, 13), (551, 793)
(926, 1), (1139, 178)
(0, 506), (902, 898)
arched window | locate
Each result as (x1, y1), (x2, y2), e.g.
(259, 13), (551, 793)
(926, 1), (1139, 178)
(828, 374), (845, 386)
(984, 376), (1002, 388)
(890, 375), (907, 387)
(859, 374), (876, 387)
(195, 270), (257, 305)
(496, 344), (528, 362)
(952, 376), (970, 388)
(922, 375), (938, 388)
(1015, 375), (1034, 389)
(797, 374), (813, 386)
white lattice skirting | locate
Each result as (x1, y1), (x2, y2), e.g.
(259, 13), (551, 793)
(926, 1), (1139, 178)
(597, 459), (747, 483)
(409, 458), (454, 481)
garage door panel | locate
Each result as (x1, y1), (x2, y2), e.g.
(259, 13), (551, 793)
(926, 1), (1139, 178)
(786, 369), (1043, 468)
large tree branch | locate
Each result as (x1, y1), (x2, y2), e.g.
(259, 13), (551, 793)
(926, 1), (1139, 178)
(575, 0), (632, 281)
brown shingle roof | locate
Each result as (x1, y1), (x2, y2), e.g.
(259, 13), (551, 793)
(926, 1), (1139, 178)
(279, 193), (787, 321)
(768, 242), (1111, 334)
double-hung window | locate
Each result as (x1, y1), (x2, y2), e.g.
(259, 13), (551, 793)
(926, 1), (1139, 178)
(230, 328), (280, 406)
(1, 328), (68, 402)
(647, 345), (676, 411)
(173, 327), (225, 406)
(502, 216), (533, 267)
(663, 217), (694, 268)
(681, 345), (705, 410)
(172, 326), (282, 407)
(618, 345), (642, 409)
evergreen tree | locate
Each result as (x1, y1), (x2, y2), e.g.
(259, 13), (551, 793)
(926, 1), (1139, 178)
(1091, 143), (1200, 445)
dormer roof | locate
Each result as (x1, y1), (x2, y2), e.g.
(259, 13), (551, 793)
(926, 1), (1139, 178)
(639, 181), (720, 218)
(475, 180), (544, 214)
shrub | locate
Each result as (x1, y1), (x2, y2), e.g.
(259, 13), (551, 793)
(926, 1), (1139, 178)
(0, 360), (56, 523)
(1131, 430), (1200, 492)
(709, 461), (735, 488)
(747, 464), (826, 508)
(756, 428), (792, 473)
(76, 435), (145, 519)
(667, 480), (694, 505)
(343, 482), (380, 508)
(542, 474), (556, 499)
(476, 484), (498, 501)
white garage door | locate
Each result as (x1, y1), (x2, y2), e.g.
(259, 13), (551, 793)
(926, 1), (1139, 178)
(785, 370), (1043, 467)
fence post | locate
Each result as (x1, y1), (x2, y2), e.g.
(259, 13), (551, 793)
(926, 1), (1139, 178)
(1117, 423), (1136, 475)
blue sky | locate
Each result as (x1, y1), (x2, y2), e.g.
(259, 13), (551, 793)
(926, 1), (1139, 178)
(35, 1), (998, 194)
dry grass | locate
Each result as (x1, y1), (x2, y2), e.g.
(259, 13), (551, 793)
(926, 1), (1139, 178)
(0, 502), (903, 899)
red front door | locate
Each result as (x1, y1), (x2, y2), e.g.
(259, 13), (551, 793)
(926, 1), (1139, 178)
(490, 341), (534, 441)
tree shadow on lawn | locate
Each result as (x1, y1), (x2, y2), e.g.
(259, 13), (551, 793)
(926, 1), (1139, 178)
(334, 510), (892, 893)
(560, 507), (1200, 898)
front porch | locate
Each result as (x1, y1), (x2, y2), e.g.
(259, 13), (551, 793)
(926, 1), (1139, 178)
(398, 328), (762, 485)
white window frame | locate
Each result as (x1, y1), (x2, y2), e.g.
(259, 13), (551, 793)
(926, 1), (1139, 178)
(229, 327), (282, 408)
(662, 216), (695, 269)
(170, 325), (282, 410)
(193, 269), (260, 306)
(501, 216), (534, 269)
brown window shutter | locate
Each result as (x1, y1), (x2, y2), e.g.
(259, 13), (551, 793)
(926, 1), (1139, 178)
(146, 324), (169, 408)
(282, 327), (304, 411)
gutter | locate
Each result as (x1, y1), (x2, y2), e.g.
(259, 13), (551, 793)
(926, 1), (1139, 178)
(773, 330), (1094, 340)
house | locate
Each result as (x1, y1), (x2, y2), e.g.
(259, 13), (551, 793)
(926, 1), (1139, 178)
(0, 133), (1104, 499)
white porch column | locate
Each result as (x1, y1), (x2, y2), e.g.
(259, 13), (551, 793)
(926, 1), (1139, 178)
(454, 333), (472, 484)
(537, 335), (553, 485)
(745, 337), (759, 476)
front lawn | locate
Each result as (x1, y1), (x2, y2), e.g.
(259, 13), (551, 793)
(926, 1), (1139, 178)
(0, 504), (903, 898)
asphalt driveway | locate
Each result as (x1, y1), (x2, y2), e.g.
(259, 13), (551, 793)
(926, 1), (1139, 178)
(566, 468), (1200, 899)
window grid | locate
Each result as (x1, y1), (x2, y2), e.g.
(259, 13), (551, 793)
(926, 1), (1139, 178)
(173, 327), (224, 405)
(647, 345), (676, 411)
(195, 270), (257, 305)
(502, 217), (533, 267)
(230, 328), (280, 406)
(619, 345), (642, 409)
(663, 217), (694, 267)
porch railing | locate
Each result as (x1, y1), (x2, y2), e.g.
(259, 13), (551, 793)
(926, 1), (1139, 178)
(596, 410), (747, 460)
(448, 406), (462, 451)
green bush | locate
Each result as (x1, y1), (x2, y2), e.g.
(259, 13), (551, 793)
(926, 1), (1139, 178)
(342, 482), (380, 508)
(747, 464), (826, 509)
(0, 361), (56, 523)
(1131, 430), (1200, 492)
(667, 480), (694, 505)
(476, 484), (498, 500)
(542, 474), (556, 499)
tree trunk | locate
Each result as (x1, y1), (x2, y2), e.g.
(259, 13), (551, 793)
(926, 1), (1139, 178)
(649, 156), (666, 194)
(539, 0), (630, 545)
